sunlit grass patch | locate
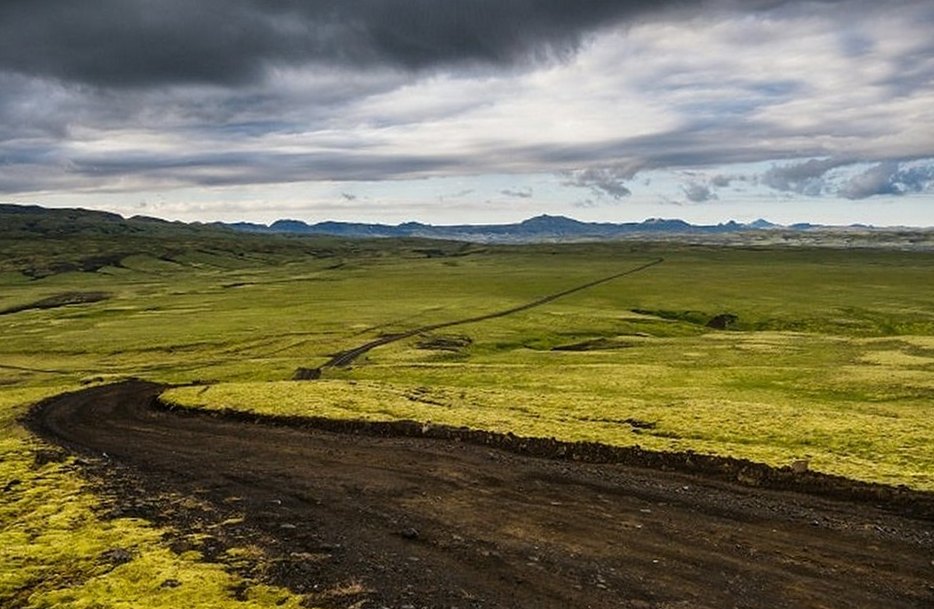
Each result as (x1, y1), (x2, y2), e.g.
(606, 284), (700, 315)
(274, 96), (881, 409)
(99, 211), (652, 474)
(164, 371), (934, 491)
(701, 331), (808, 353)
(897, 335), (934, 350)
(858, 349), (934, 368)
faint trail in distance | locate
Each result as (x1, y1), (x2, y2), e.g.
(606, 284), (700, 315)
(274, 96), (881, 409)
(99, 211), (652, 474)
(321, 257), (664, 369)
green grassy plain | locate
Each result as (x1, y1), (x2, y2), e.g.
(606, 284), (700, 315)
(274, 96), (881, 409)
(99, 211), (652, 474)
(162, 246), (934, 490)
(2, 209), (933, 606)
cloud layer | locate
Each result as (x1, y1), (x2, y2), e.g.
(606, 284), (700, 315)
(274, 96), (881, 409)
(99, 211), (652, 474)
(1, 0), (932, 218)
(0, 0), (711, 86)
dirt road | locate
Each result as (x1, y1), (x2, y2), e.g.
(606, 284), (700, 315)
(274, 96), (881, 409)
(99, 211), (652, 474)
(27, 382), (934, 608)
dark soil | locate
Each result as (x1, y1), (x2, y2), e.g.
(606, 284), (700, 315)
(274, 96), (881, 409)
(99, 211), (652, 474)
(22, 255), (127, 279)
(706, 313), (739, 330)
(25, 381), (934, 609)
(292, 367), (323, 381)
(416, 335), (473, 351)
(0, 291), (111, 315)
(551, 338), (635, 351)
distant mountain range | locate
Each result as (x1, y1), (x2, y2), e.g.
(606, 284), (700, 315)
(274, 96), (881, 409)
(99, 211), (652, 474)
(221, 214), (865, 243)
(3, 203), (926, 247)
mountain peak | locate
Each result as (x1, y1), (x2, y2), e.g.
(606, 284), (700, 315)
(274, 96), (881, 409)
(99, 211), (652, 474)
(748, 218), (779, 229)
(639, 218), (691, 230)
(520, 214), (580, 224)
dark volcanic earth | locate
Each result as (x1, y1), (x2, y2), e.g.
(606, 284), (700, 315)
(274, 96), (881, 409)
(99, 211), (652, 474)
(27, 381), (934, 609)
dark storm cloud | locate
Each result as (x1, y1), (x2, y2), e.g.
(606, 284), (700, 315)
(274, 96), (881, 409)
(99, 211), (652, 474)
(531, 117), (833, 181)
(2, 0), (929, 207)
(54, 148), (460, 188)
(0, 0), (615, 86)
(838, 162), (934, 200)
(757, 158), (934, 200)
(563, 167), (634, 199)
(838, 163), (900, 199)
(761, 158), (847, 196)
(683, 183), (716, 202)
(0, 0), (840, 88)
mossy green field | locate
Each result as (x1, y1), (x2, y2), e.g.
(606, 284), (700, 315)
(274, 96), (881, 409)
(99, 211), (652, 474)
(2, 212), (933, 606)
(4, 239), (934, 488)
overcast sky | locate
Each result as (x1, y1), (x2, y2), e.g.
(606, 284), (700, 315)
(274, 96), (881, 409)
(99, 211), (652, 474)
(2, 0), (933, 226)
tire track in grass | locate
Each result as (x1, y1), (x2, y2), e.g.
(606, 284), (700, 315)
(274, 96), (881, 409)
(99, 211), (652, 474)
(318, 257), (664, 370)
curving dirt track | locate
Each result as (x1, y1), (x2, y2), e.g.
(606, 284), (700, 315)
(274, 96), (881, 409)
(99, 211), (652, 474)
(27, 381), (934, 609)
